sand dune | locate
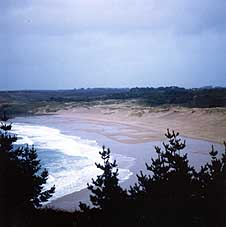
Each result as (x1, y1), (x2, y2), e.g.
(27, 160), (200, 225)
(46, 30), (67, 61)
(55, 102), (226, 144)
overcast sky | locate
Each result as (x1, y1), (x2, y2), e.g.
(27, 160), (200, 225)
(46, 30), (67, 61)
(1, 0), (226, 90)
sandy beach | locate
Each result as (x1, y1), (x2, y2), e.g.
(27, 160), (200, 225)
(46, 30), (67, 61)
(54, 102), (226, 144)
(47, 102), (226, 211)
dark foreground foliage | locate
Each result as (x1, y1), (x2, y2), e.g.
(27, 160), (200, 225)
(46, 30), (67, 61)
(0, 115), (55, 226)
(0, 116), (226, 227)
(78, 130), (226, 227)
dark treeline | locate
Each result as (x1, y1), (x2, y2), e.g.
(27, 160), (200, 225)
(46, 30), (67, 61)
(0, 116), (226, 227)
(1, 86), (226, 115)
(122, 86), (226, 107)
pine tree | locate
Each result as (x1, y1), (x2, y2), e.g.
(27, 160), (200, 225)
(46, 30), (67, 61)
(79, 146), (128, 227)
(129, 129), (226, 227)
(130, 129), (197, 227)
(0, 114), (55, 225)
(78, 129), (226, 227)
(197, 144), (226, 227)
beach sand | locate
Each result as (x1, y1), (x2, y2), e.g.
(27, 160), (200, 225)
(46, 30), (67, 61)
(48, 102), (226, 211)
(54, 102), (226, 144)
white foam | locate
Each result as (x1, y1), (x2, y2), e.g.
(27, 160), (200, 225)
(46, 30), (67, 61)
(12, 123), (134, 200)
(12, 124), (101, 162)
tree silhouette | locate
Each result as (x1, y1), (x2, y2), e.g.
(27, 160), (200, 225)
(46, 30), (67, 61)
(79, 146), (129, 227)
(129, 129), (226, 227)
(197, 144), (226, 227)
(78, 130), (226, 227)
(0, 114), (55, 226)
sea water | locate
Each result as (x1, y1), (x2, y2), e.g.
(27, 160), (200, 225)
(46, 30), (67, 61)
(11, 121), (134, 201)
(11, 115), (225, 201)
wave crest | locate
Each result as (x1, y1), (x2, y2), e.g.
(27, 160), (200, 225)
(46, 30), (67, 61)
(12, 123), (134, 200)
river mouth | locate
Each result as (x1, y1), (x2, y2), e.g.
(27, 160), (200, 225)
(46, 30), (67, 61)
(12, 115), (225, 201)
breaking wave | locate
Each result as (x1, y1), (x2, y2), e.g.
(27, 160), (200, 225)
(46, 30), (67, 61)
(12, 123), (134, 200)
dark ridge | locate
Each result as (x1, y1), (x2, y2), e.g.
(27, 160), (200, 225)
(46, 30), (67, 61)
(1, 87), (226, 116)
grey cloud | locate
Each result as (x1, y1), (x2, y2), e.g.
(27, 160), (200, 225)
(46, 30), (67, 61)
(1, 0), (226, 35)
(0, 0), (226, 89)
(1, 29), (226, 88)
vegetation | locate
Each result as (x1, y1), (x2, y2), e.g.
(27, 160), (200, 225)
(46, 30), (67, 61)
(0, 114), (55, 226)
(79, 147), (130, 227)
(109, 86), (226, 107)
(79, 130), (226, 227)
(1, 87), (226, 116)
(0, 115), (225, 227)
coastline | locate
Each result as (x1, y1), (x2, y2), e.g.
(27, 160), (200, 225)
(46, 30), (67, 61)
(53, 104), (226, 145)
(47, 188), (91, 212)
(42, 104), (226, 211)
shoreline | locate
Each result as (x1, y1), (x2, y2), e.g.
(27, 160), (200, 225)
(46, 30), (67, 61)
(53, 105), (226, 145)
(13, 103), (226, 145)
(14, 104), (226, 211)
(55, 114), (226, 145)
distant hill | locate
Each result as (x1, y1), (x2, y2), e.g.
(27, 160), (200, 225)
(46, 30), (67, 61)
(108, 86), (226, 107)
(1, 87), (226, 116)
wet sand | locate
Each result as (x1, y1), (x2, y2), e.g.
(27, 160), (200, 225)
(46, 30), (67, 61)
(46, 103), (226, 211)
(55, 103), (226, 144)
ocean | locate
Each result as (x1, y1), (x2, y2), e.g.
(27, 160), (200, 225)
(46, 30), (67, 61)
(11, 115), (225, 201)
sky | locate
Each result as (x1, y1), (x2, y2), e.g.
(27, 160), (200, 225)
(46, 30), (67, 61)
(1, 0), (226, 90)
